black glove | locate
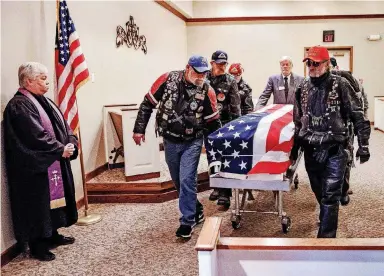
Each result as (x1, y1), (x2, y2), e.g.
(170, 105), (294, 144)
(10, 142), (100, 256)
(285, 165), (294, 179)
(356, 146), (370, 164)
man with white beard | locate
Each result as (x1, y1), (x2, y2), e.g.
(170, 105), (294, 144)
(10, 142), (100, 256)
(290, 46), (371, 238)
(133, 55), (221, 239)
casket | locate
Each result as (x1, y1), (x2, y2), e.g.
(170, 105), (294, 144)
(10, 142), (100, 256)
(206, 104), (294, 180)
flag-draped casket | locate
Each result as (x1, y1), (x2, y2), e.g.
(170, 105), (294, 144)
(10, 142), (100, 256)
(206, 104), (294, 180)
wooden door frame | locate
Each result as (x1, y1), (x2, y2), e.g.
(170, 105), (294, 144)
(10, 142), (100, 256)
(304, 46), (354, 76)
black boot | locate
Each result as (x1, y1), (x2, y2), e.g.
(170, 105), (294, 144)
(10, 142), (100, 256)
(29, 240), (56, 261)
(217, 188), (231, 208)
(209, 189), (219, 201)
(46, 230), (75, 249)
(317, 203), (339, 238)
(340, 194), (350, 206)
(246, 190), (255, 200)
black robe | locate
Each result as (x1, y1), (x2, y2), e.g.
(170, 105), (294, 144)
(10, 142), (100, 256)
(3, 91), (79, 242)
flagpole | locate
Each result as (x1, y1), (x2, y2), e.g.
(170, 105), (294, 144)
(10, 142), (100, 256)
(55, 0), (99, 225)
(76, 125), (102, 226)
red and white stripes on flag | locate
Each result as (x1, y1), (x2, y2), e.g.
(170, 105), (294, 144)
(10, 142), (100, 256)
(54, 0), (89, 133)
(248, 104), (294, 175)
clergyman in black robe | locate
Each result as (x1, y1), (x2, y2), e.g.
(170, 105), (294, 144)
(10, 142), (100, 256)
(3, 62), (79, 261)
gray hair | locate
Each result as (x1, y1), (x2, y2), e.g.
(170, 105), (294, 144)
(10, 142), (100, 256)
(279, 56), (293, 66)
(18, 62), (48, 87)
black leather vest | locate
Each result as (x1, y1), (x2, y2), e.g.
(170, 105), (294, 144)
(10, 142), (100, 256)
(208, 73), (235, 124)
(156, 71), (208, 141)
(299, 74), (348, 145)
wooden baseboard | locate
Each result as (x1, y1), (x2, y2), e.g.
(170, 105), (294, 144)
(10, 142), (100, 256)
(1, 197), (86, 267)
(1, 243), (21, 267)
(125, 172), (161, 182)
(374, 127), (384, 134)
(85, 163), (108, 182)
(108, 162), (124, 170)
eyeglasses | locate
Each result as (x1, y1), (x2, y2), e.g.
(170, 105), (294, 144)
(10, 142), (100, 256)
(306, 60), (327, 67)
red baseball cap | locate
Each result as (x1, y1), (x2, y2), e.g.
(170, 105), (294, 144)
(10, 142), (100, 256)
(303, 46), (330, 62)
(228, 63), (244, 76)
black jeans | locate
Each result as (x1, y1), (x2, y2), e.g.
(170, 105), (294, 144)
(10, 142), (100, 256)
(304, 144), (348, 238)
(343, 160), (352, 196)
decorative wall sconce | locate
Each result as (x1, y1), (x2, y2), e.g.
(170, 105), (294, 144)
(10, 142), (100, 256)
(116, 16), (147, 54)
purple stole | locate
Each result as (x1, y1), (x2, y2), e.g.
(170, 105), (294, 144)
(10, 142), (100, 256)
(18, 88), (66, 209)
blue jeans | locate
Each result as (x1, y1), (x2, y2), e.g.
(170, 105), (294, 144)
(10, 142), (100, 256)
(163, 138), (203, 226)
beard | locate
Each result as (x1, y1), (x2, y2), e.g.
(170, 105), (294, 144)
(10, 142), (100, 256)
(187, 70), (205, 87)
(213, 67), (225, 76)
(309, 66), (327, 78)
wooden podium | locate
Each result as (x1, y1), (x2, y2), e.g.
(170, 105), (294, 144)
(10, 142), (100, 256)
(121, 107), (160, 181)
(88, 105), (209, 203)
(103, 105), (160, 181)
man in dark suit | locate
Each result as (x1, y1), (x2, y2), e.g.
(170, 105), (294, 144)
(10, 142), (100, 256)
(256, 56), (304, 186)
(256, 56), (304, 108)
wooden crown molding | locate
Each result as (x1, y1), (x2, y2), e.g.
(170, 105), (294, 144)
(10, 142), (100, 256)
(186, 14), (384, 23)
(155, 0), (188, 22)
(154, 1), (384, 23)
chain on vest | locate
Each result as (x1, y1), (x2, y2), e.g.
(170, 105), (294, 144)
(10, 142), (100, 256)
(301, 75), (347, 138)
(156, 71), (208, 141)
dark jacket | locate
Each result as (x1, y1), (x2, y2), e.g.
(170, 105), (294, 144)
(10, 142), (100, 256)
(133, 70), (221, 142)
(207, 72), (241, 124)
(293, 72), (370, 150)
(3, 91), (79, 242)
(237, 78), (254, 115)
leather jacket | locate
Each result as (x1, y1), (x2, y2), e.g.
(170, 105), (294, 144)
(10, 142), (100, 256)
(331, 69), (368, 118)
(207, 72), (241, 124)
(293, 72), (370, 150)
(133, 70), (221, 143)
(237, 78), (254, 115)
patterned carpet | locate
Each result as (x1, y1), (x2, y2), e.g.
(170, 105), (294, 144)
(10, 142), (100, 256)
(2, 130), (384, 276)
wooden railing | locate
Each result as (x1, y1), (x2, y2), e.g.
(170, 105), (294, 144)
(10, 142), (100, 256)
(195, 217), (384, 276)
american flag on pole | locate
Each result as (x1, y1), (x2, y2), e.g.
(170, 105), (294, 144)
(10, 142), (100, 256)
(206, 104), (294, 180)
(54, 0), (89, 133)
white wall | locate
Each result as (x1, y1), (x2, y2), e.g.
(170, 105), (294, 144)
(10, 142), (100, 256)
(1, 0), (187, 254)
(187, 18), (384, 121)
(193, 1), (384, 17)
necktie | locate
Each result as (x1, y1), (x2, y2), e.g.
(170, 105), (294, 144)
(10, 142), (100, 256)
(284, 77), (289, 102)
